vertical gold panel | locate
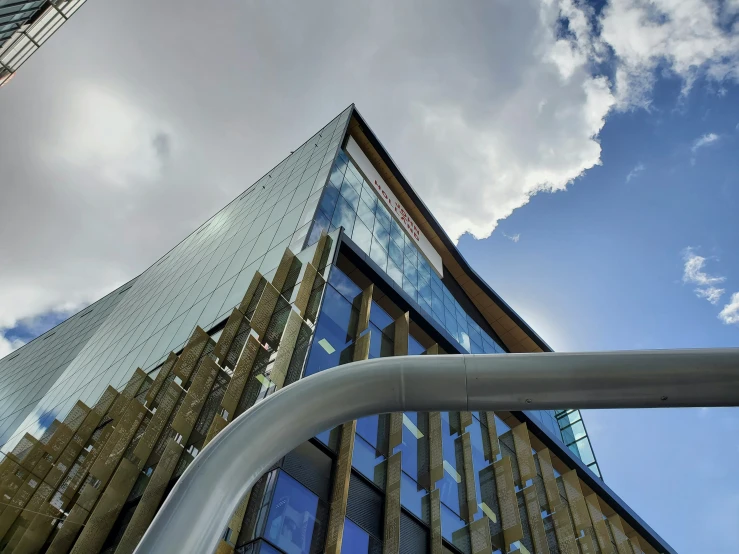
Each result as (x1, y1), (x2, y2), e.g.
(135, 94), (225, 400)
(629, 534), (645, 554)
(113, 440), (183, 554)
(44, 438), (84, 489)
(93, 386), (119, 417)
(171, 357), (220, 443)
(173, 327), (211, 382)
(270, 309), (303, 389)
(537, 449), (561, 511)
(429, 411), (443, 486)
(44, 422), (75, 463)
(145, 352), (178, 405)
(271, 249), (296, 292)
(65, 425), (115, 498)
(213, 309), (246, 362)
(250, 282), (281, 338)
(469, 517), (493, 554)
(106, 369), (147, 424)
(493, 456), (523, 547)
(238, 271), (264, 313)
(324, 421), (357, 554)
(134, 381), (184, 462)
(74, 408), (104, 446)
(294, 263), (318, 318)
(483, 412), (500, 462)
(393, 312), (409, 356)
(89, 400), (147, 487)
(17, 436), (44, 472)
(12, 502), (61, 554)
(388, 412), (403, 451)
(523, 484), (551, 554)
(608, 514), (632, 554)
(460, 432), (478, 522)
(357, 285), (374, 336)
(577, 532), (597, 554)
(512, 423), (536, 484)
(204, 414), (228, 447)
(562, 470), (590, 533)
(585, 494), (611, 551)
(220, 334), (261, 418)
(215, 542), (235, 554)
(430, 488), (442, 554)
(460, 411), (473, 430)
(311, 233), (330, 267)
(383, 451), (401, 554)
(0, 474), (39, 541)
(353, 331), (371, 362)
(45, 504), (89, 554)
(552, 508), (579, 554)
(70, 458), (141, 554)
(4, 482), (54, 550)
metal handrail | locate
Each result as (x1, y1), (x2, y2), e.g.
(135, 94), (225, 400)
(133, 349), (739, 553)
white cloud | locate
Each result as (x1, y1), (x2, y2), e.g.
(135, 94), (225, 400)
(682, 247), (726, 305)
(0, 335), (24, 358)
(695, 286), (726, 305)
(719, 293), (739, 325)
(626, 162), (645, 183)
(691, 132), (720, 153)
(503, 233), (521, 243)
(601, 0), (739, 109)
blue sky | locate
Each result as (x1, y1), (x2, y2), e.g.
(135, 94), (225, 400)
(460, 74), (739, 551)
(1, 0), (738, 551)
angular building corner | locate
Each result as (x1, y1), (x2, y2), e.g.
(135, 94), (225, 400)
(0, 105), (674, 553)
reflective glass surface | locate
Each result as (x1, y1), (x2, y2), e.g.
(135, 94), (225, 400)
(262, 472), (323, 554)
(1, 106), (352, 452)
(307, 150), (505, 355)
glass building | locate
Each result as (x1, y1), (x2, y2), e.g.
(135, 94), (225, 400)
(0, 0), (87, 88)
(0, 106), (674, 554)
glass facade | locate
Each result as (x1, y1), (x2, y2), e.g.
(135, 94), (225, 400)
(0, 0), (87, 88)
(307, 150), (505, 357)
(0, 105), (352, 453)
(0, 279), (134, 447)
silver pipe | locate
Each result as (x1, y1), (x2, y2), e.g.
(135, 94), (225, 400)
(134, 349), (739, 554)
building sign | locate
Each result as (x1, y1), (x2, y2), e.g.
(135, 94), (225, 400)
(345, 136), (444, 276)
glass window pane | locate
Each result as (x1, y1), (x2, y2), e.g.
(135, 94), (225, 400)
(369, 239), (388, 272)
(264, 472), (320, 554)
(341, 518), (371, 554)
(388, 240), (403, 269)
(350, 219), (373, 255)
(352, 433), (386, 490)
(331, 196), (356, 236)
(340, 179), (360, 211)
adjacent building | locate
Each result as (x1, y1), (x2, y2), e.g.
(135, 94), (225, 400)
(0, 0), (87, 88)
(0, 106), (674, 554)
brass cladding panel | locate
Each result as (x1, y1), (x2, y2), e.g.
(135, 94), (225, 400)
(171, 357), (220, 443)
(134, 381), (184, 462)
(493, 456), (523, 547)
(324, 421), (356, 554)
(430, 488), (442, 554)
(470, 517), (493, 554)
(388, 412), (403, 452)
(552, 508), (579, 554)
(609, 514), (633, 554)
(271, 249), (296, 292)
(89, 400), (147, 487)
(523, 484), (550, 554)
(460, 431), (478, 522)
(113, 440), (183, 554)
(383, 451), (401, 554)
(459, 411), (473, 430)
(237, 271), (264, 313)
(586, 492), (612, 552)
(145, 352), (178, 404)
(45, 504), (89, 554)
(44, 423), (75, 463)
(70, 458), (140, 554)
(172, 327), (210, 382)
(484, 412), (500, 462)
(353, 332), (371, 362)
(357, 284), (374, 336)
(249, 282), (281, 339)
(44, 439), (84, 490)
(294, 263), (318, 317)
(577, 532), (597, 554)
(66, 425), (115, 498)
(270, 309), (303, 390)
(12, 501), (60, 554)
(311, 233), (330, 268)
(93, 386), (119, 417)
(512, 422), (536, 484)
(204, 414), (228, 447)
(393, 313), (409, 356)
(220, 334), (261, 418)
(213, 309), (246, 363)
(537, 449), (561, 511)
(429, 411), (443, 486)
(562, 470), (590, 533)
